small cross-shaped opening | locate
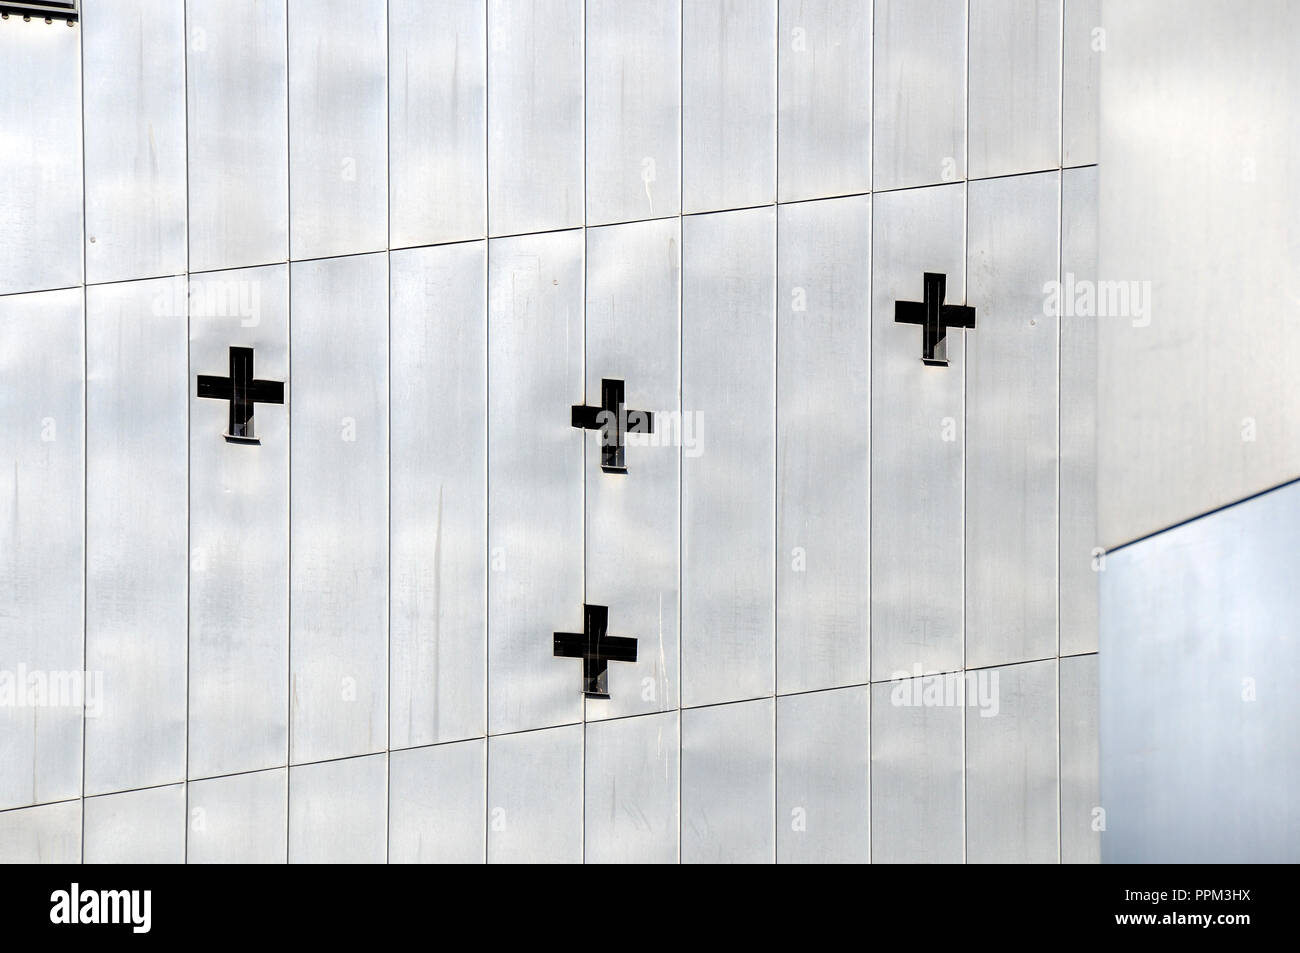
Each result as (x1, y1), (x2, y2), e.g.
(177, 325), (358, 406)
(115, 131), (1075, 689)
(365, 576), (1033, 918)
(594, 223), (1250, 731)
(894, 272), (976, 366)
(571, 378), (654, 473)
(196, 346), (285, 445)
(553, 604), (638, 699)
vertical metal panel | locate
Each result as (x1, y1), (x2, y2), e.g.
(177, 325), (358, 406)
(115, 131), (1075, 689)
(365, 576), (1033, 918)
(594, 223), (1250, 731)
(968, 0), (1061, 179)
(965, 172), (1059, 669)
(1059, 166), (1099, 656)
(287, 0), (387, 261)
(872, 0), (966, 192)
(487, 229), (584, 736)
(681, 698), (774, 863)
(1059, 652), (1099, 863)
(870, 673), (963, 862)
(290, 253), (388, 764)
(777, 0), (871, 203)
(187, 768), (287, 864)
(389, 739), (485, 864)
(82, 0), (187, 284)
(487, 0), (584, 236)
(487, 724), (582, 864)
(870, 183), (965, 678)
(187, 0), (288, 273)
(390, 243), (486, 748)
(0, 801), (81, 863)
(965, 659), (1059, 863)
(776, 686), (869, 863)
(681, 207), (775, 708)
(586, 0), (680, 226)
(288, 753), (387, 863)
(0, 288), (83, 811)
(776, 196), (870, 694)
(84, 278), (188, 796)
(1063, 0), (1100, 166)
(583, 219), (679, 721)
(189, 264), (289, 779)
(389, 0), (486, 248)
(681, 0), (775, 214)
(585, 711), (679, 864)
(83, 783), (186, 864)
(0, 15), (82, 295)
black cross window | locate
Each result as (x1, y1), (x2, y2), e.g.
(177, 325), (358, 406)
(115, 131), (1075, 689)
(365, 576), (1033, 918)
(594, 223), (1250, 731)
(196, 346), (285, 444)
(553, 604), (638, 699)
(571, 378), (654, 473)
(894, 272), (976, 366)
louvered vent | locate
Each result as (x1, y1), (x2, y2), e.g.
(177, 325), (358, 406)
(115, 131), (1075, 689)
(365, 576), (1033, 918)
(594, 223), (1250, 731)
(0, 1), (78, 23)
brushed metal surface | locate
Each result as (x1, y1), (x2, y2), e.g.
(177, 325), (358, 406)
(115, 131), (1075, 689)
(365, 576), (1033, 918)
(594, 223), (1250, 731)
(288, 753), (387, 863)
(0, 800), (81, 863)
(1059, 652), (1099, 863)
(487, 723), (583, 864)
(1063, 0), (1100, 166)
(681, 698), (774, 864)
(187, 768), (287, 864)
(389, 739), (486, 864)
(83, 783), (187, 864)
(585, 711), (679, 863)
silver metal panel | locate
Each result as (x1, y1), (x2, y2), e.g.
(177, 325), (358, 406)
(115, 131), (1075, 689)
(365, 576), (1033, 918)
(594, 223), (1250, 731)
(186, 0), (288, 273)
(288, 0), (388, 261)
(84, 278), (188, 796)
(1059, 652), (1099, 863)
(82, 0), (187, 284)
(288, 753), (387, 863)
(681, 698), (774, 864)
(870, 183), (965, 677)
(965, 659), (1058, 863)
(681, 207), (775, 708)
(389, 0), (486, 248)
(487, 230), (584, 735)
(1062, 0), (1100, 166)
(776, 196), (870, 694)
(189, 265), (289, 779)
(83, 784), (186, 864)
(870, 673), (962, 863)
(777, 0), (871, 203)
(585, 0), (680, 226)
(0, 801), (81, 863)
(583, 219), (679, 721)
(1101, 481), (1300, 862)
(1059, 166), (1099, 656)
(0, 14), (82, 295)
(290, 253), (388, 764)
(389, 739), (485, 864)
(487, 724), (582, 864)
(681, 0), (775, 214)
(872, 0), (966, 192)
(967, 0), (1061, 179)
(487, 0), (584, 236)
(0, 288), (83, 811)
(776, 686), (869, 864)
(585, 711), (679, 864)
(187, 768), (287, 864)
(965, 172), (1059, 669)
(390, 243), (486, 748)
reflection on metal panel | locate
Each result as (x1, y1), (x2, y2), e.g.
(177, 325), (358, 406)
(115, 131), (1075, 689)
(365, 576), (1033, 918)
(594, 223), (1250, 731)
(583, 219), (680, 721)
(0, 801), (81, 863)
(682, 0), (775, 214)
(776, 686), (869, 863)
(82, 0), (187, 284)
(186, 0), (288, 273)
(488, 724), (583, 864)
(777, 0), (871, 202)
(682, 698), (774, 863)
(288, 754), (387, 863)
(870, 183), (964, 677)
(390, 244), (486, 748)
(389, 739), (485, 864)
(0, 288), (83, 811)
(487, 230), (584, 735)
(1060, 653), (1099, 863)
(85, 278), (188, 796)
(290, 253), (388, 764)
(187, 768), (287, 864)
(777, 196), (870, 694)
(965, 172), (1058, 669)
(586, 0), (680, 226)
(968, 0), (1060, 179)
(389, 0), (485, 248)
(83, 784), (186, 864)
(1063, 0), (1100, 166)
(0, 15), (82, 294)
(585, 711), (679, 863)
(681, 207), (775, 708)
(487, 0), (583, 236)
(872, 0), (965, 191)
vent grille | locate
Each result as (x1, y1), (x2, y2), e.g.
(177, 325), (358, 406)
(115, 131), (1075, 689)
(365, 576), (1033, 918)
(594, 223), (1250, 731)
(0, 2), (78, 22)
